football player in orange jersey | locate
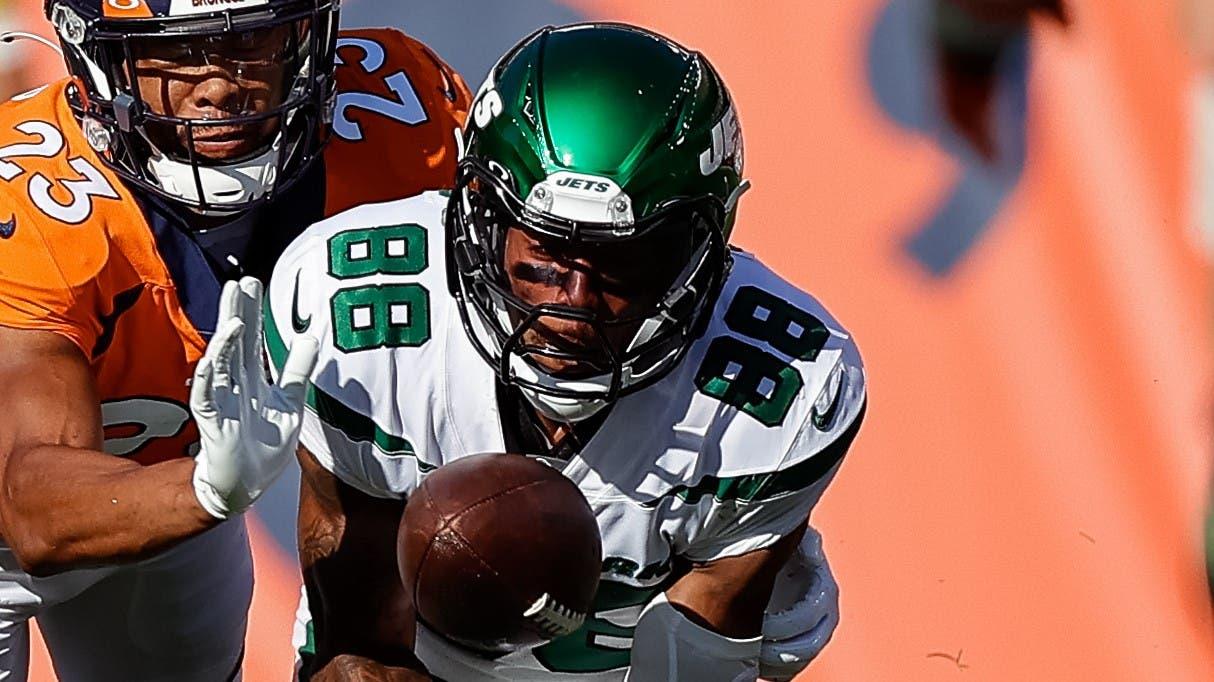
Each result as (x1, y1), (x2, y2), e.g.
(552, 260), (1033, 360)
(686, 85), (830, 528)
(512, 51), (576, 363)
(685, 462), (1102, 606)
(0, 0), (469, 679)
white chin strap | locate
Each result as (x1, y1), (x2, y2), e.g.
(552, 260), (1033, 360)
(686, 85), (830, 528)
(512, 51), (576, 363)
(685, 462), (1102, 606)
(460, 294), (610, 423)
(517, 382), (610, 423)
(459, 276), (689, 424)
(502, 333), (616, 423)
(506, 321), (684, 424)
(145, 135), (283, 211)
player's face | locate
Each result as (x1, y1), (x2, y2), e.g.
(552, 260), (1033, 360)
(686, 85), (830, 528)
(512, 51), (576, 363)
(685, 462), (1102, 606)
(129, 23), (304, 162)
(502, 224), (692, 378)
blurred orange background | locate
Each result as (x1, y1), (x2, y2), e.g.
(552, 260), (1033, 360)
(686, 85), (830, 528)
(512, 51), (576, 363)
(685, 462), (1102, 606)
(2, 0), (1212, 679)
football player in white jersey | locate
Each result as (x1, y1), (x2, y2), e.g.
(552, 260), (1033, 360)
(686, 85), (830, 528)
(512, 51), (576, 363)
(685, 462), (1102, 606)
(266, 23), (866, 682)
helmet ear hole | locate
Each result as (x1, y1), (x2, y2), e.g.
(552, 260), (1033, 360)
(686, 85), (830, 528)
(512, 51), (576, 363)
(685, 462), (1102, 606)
(488, 160), (512, 184)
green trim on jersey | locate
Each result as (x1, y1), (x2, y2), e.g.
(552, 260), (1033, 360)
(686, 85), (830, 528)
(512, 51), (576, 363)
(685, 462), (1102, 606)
(1207, 497), (1214, 599)
(533, 577), (670, 675)
(297, 620), (316, 681)
(693, 286), (832, 427)
(643, 401), (865, 507)
(325, 223), (434, 353)
(327, 224), (428, 280)
(601, 556), (670, 583)
(264, 296), (423, 460)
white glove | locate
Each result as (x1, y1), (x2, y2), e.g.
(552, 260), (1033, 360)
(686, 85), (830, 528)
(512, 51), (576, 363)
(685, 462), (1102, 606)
(759, 526), (840, 681)
(190, 277), (319, 520)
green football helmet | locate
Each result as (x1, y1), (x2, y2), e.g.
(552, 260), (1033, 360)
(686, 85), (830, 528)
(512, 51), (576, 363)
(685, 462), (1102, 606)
(447, 23), (748, 421)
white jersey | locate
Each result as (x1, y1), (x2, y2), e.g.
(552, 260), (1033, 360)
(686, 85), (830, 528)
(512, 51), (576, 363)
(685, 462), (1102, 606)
(266, 191), (867, 681)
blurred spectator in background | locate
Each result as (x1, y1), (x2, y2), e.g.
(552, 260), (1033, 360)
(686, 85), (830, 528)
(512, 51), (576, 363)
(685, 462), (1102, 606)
(0, 0), (59, 102)
(871, 0), (1071, 275)
(1184, 0), (1214, 70)
(0, 0), (31, 101)
(1185, 0), (1214, 254)
(1184, 0), (1214, 604)
(933, 0), (1069, 161)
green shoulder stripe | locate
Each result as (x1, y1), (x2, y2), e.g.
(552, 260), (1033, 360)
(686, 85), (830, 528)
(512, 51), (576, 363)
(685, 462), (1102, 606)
(645, 401), (866, 507)
(263, 293), (422, 460)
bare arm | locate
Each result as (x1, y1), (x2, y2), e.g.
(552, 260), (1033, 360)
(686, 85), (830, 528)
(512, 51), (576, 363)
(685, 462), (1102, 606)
(312, 656), (430, 682)
(663, 407), (863, 637)
(665, 523), (808, 638)
(298, 443), (432, 681)
(0, 327), (216, 576)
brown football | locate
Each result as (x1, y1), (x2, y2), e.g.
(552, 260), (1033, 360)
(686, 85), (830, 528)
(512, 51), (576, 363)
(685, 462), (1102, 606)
(398, 453), (602, 653)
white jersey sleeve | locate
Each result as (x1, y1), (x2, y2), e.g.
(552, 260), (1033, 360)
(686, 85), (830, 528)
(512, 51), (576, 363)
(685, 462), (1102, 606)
(264, 192), (454, 500)
(666, 250), (868, 564)
(264, 224), (866, 680)
(682, 368), (865, 563)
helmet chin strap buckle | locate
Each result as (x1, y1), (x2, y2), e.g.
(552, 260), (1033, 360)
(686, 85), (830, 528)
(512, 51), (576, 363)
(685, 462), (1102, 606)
(113, 93), (136, 133)
(724, 179), (752, 213)
(452, 237), (484, 272)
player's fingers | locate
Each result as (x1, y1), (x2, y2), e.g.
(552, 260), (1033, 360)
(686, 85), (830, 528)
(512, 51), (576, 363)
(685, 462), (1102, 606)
(207, 318), (245, 389)
(206, 317), (244, 363)
(189, 357), (216, 417)
(238, 276), (263, 307)
(235, 277), (259, 327)
(238, 277), (265, 379)
(275, 335), (319, 409)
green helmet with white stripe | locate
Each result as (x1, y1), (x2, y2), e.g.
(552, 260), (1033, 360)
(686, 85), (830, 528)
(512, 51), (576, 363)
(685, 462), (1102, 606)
(447, 22), (748, 421)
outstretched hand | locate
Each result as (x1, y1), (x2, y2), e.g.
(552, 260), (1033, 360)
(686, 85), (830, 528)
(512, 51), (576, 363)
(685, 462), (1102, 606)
(191, 277), (319, 520)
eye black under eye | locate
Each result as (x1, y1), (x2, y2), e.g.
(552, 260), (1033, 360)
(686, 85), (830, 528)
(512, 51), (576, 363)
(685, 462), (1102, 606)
(512, 262), (564, 286)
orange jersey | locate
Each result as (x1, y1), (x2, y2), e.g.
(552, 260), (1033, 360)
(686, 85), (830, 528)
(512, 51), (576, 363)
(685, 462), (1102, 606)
(0, 29), (470, 466)
(326, 29), (470, 214)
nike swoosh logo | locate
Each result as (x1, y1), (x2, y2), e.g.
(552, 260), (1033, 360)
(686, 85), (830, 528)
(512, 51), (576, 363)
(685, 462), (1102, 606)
(415, 44), (459, 104)
(92, 284), (144, 359)
(0, 215), (15, 239)
(811, 366), (845, 431)
(439, 69), (459, 103)
(291, 271), (312, 334)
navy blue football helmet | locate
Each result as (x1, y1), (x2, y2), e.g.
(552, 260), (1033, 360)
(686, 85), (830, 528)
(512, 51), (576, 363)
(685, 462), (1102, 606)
(45, 0), (340, 214)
